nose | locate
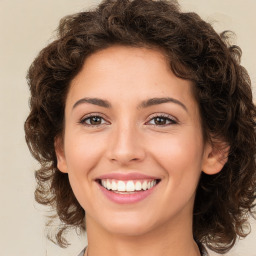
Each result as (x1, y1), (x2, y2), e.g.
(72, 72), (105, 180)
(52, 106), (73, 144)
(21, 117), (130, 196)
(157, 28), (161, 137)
(106, 122), (146, 165)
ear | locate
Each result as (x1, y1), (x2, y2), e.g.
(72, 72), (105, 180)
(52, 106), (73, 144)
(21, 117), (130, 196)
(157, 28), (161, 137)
(54, 135), (68, 173)
(202, 141), (230, 175)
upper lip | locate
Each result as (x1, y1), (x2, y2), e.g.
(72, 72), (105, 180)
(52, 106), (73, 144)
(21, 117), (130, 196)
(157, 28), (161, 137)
(95, 172), (160, 181)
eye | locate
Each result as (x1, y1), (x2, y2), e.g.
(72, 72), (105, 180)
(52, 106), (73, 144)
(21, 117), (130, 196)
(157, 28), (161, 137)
(146, 114), (177, 126)
(80, 114), (109, 127)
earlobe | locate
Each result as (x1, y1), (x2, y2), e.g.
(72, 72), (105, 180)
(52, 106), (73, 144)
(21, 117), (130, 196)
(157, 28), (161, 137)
(202, 142), (229, 175)
(54, 135), (68, 173)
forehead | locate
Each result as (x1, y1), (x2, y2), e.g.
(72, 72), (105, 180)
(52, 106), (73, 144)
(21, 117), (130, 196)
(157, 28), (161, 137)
(73, 45), (171, 83)
(67, 45), (197, 110)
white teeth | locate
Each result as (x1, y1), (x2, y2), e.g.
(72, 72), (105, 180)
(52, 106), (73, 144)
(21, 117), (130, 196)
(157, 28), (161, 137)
(107, 180), (111, 190)
(100, 179), (158, 192)
(142, 181), (147, 190)
(135, 181), (142, 191)
(111, 180), (117, 190)
(117, 181), (126, 192)
(126, 181), (135, 192)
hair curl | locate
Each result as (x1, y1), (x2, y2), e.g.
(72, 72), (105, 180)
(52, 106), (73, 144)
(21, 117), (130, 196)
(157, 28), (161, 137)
(24, 0), (256, 254)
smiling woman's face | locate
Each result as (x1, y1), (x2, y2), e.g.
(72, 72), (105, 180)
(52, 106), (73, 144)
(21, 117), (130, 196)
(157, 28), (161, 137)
(55, 46), (216, 237)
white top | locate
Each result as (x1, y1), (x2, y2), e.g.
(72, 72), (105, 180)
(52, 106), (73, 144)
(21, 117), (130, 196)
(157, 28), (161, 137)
(77, 248), (86, 256)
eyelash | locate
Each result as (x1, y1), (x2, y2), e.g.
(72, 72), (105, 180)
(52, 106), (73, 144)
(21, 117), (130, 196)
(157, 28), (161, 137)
(79, 113), (109, 127)
(79, 113), (178, 127)
(146, 113), (178, 126)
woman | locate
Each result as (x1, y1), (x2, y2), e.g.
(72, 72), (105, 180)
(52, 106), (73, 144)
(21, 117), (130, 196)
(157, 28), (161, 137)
(24, 0), (256, 255)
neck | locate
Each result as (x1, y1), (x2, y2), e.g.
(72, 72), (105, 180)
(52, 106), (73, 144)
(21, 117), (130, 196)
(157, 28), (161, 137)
(84, 212), (201, 256)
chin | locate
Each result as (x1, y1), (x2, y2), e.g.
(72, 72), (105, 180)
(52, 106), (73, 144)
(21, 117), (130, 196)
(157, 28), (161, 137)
(93, 211), (161, 237)
(106, 222), (155, 237)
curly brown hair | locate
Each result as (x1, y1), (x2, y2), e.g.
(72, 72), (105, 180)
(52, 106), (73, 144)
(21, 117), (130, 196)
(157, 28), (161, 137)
(24, 0), (256, 254)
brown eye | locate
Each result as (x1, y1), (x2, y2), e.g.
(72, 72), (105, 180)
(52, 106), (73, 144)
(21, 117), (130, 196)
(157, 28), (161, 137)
(89, 116), (102, 125)
(147, 115), (177, 126)
(154, 117), (168, 125)
(81, 115), (108, 126)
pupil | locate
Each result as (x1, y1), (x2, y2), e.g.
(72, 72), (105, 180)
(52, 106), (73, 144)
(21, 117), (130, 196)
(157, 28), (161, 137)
(155, 117), (166, 125)
(91, 116), (101, 125)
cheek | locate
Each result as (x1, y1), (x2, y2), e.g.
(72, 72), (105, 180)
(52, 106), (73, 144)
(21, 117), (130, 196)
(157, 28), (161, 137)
(63, 133), (105, 202)
(149, 131), (204, 184)
(64, 132), (104, 173)
(62, 142), (101, 214)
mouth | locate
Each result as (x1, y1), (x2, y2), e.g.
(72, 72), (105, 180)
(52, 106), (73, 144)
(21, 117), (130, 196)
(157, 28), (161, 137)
(96, 179), (161, 194)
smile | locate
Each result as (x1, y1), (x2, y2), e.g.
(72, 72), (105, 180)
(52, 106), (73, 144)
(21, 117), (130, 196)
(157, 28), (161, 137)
(99, 179), (159, 193)
(95, 173), (161, 204)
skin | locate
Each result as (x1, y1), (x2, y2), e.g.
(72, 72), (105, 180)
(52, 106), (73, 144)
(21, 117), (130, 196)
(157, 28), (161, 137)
(55, 46), (227, 256)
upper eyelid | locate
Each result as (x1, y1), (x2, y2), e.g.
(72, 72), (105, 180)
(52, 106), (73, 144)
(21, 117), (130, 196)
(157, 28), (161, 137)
(80, 112), (109, 121)
(146, 113), (178, 122)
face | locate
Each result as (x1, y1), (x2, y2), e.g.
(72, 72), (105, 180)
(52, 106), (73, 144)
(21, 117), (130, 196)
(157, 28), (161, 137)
(56, 46), (222, 237)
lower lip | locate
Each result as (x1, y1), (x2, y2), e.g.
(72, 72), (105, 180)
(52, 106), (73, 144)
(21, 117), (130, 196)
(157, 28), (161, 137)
(97, 182), (158, 204)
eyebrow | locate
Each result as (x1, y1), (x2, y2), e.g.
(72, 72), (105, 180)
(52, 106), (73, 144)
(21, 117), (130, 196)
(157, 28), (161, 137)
(138, 97), (188, 112)
(72, 97), (111, 109)
(72, 97), (187, 112)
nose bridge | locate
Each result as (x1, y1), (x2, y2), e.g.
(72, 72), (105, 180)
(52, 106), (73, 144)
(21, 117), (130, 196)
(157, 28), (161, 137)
(107, 118), (145, 164)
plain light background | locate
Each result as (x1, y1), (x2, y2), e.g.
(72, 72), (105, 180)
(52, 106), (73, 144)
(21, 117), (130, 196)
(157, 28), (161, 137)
(0, 0), (255, 256)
